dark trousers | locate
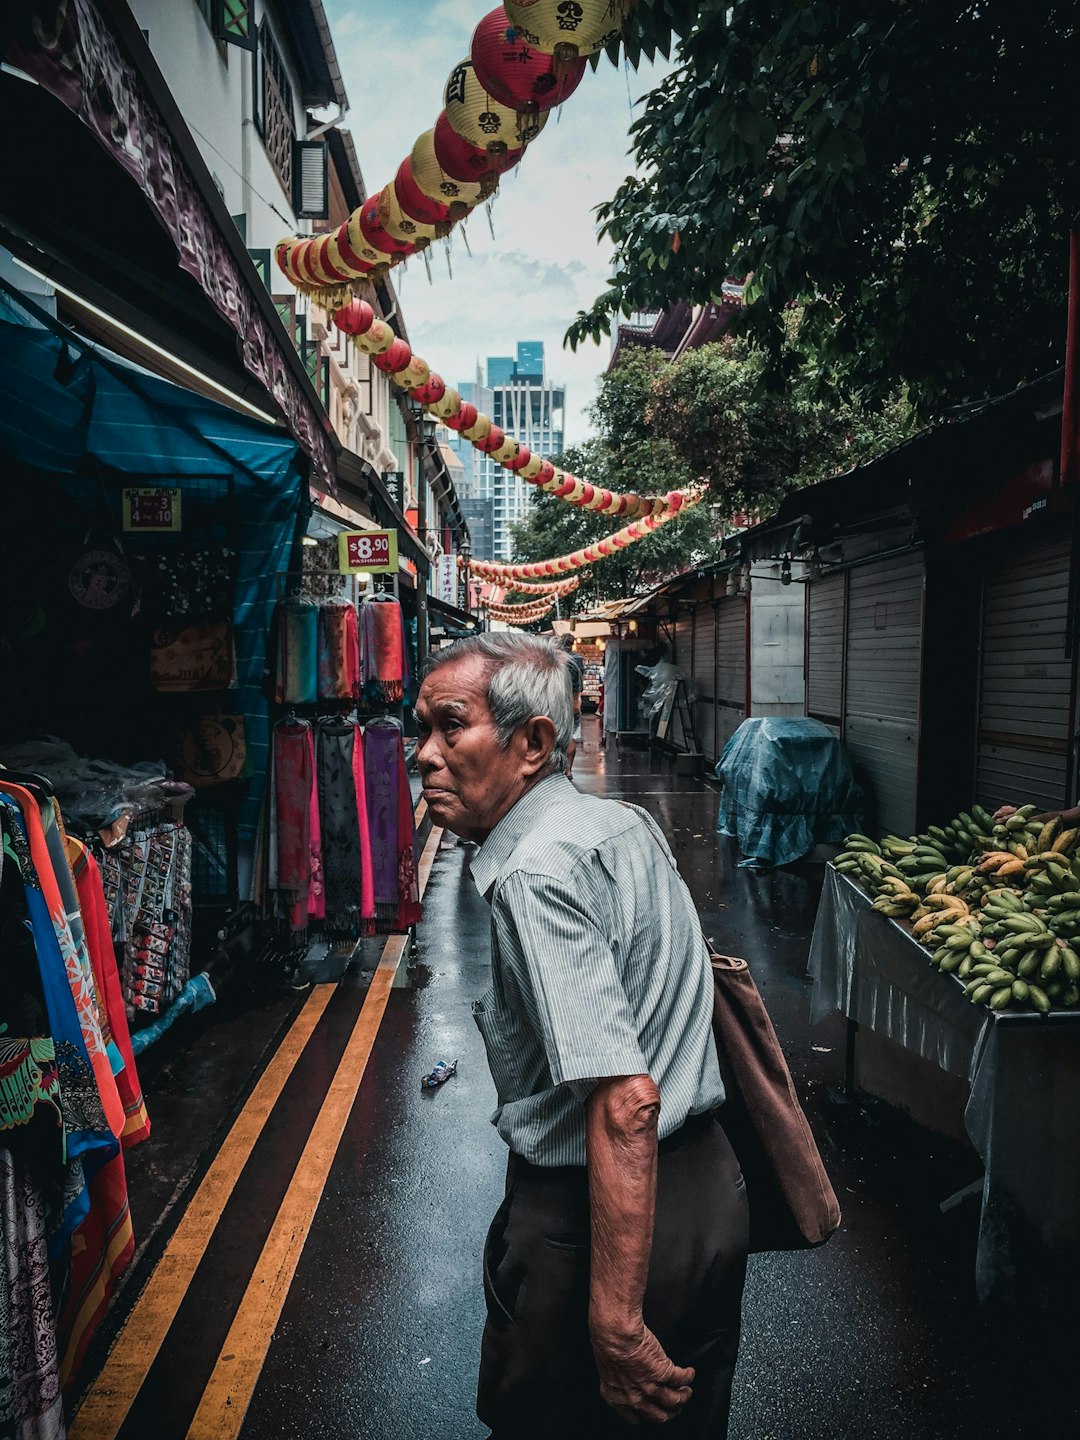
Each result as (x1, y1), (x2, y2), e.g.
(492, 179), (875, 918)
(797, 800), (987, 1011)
(479, 1110), (749, 1438)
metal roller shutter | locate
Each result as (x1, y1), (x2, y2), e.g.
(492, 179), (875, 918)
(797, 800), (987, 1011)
(976, 536), (1074, 814)
(693, 602), (718, 761)
(843, 552), (924, 835)
(806, 573), (845, 733)
(716, 595), (747, 751)
(673, 610), (693, 673)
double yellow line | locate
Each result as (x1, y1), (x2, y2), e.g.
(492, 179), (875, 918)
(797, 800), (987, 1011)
(71, 817), (444, 1440)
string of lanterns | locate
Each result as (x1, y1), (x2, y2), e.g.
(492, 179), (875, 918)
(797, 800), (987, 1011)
(275, 3), (634, 297)
(332, 298), (689, 522)
(274, 3), (691, 525)
(465, 489), (703, 582)
(484, 595), (557, 625)
(502, 575), (581, 597)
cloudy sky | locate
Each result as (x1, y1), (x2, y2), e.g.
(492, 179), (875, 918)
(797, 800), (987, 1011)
(323, 0), (669, 443)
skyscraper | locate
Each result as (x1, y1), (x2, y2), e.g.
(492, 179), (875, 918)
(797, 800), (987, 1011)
(457, 343), (565, 560)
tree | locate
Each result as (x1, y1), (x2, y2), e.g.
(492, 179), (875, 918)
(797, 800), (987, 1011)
(511, 335), (910, 604)
(569, 1), (1079, 411)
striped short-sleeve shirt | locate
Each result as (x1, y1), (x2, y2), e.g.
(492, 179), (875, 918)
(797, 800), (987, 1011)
(470, 774), (724, 1167)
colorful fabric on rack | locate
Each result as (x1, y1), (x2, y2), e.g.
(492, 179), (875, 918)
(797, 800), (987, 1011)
(361, 599), (409, 705)
(0, 1039), (61, 1138)
(305, 726), (324, 926)
(100, 824), (193, 1020)
(317, 603), (360, 701)
(0, 786), (123, 1144)
(68, 842), (149, 1148)
(274, 598), (319, 705)
(0, 1150), (65, 1440)
(54, 1146), (133, 1399)
(352, 724), (376, 935)
(271, 720), (313, 928)
(316, 721), (369, 936)
(363, 723), (421, 933)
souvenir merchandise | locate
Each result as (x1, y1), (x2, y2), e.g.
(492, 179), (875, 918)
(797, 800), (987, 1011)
(316, 718), (374, 937)
(0, 768), (151, 1412)
(267, 718), (316, 933)
(273, 597), (320, 706)
(360, 596), (410, 705)
(95, 821), (193, 1019)
(316, 602), (361, 701)
(363, 720), (421, 933)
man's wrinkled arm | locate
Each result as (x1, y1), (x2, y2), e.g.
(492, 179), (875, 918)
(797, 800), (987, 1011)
(585, 1076), (694, 1426)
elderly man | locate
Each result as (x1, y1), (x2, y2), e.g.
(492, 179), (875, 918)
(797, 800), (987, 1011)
(415, 633), (748, 1438)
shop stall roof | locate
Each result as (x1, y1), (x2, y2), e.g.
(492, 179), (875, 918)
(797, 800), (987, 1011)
(738, 370), (1064, 562)
(0, 314), (306, 840)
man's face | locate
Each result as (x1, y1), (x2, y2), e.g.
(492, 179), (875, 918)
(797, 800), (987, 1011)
(415, 656), (532, 842)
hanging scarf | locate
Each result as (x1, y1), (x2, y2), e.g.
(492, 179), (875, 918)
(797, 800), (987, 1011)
(361, 598), (408, 704)
(0, 1150), (66, 1440)
(0, 798), (115, 1250)
(352, 721), (376, 936)
(318, 602), (360, 700)
(317, 720), (361, 935)
(67, 840), (149, 1149)
(274, 597), (319, 705)
(271, 720), (313, 928)
(305, 726), (324, 925)
(363, 723), (421, 932)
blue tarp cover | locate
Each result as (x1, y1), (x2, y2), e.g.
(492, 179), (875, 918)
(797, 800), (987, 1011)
(716, 717), (866, 868)
(0, 322), (306, 841)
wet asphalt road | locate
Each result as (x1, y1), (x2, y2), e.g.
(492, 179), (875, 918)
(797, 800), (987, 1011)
(96, 721), (1079, 1438)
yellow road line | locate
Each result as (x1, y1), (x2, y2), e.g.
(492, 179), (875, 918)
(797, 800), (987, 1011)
(69, 982), (336, 1440)
(186, 824), (445, 1440)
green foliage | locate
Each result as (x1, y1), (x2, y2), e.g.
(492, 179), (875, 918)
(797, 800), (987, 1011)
(573, 0), (1079, 411)
(511, 335), (910, 605)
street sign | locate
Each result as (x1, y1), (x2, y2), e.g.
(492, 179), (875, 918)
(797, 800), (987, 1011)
(338, 529), (398, 574)
(438, 553), (456, 605)
(122, 487), (182, 532)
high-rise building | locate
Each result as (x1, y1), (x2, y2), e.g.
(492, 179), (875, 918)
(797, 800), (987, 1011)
(456, 343), (565, 559)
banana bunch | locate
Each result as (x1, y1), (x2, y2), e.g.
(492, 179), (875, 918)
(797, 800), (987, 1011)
(968, 891), (1080, 1012)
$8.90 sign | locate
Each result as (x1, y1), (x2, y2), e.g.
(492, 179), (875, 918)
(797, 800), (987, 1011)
(338, 529), (398, 575)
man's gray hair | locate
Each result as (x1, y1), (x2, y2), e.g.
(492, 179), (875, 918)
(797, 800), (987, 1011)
(425, 632), (574, 775)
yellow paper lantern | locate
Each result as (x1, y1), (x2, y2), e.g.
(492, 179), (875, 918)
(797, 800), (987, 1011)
(520, 453), (545, 480)
(378, 182), (442, 245)
(429, 387), (463, 420)
(491, 437), (520, 465)
(461, 413), (493, 443)
(504, 1), (635, 59)
(540, 467), (564, 494)
(410, 129), (491, 212)
(339, 208), (391, 270)
(444, 58), (549, 151)
(355, 318), (396, 355)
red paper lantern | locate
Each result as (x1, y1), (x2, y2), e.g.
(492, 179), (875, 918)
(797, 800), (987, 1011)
(434, 111), (524, 183)
(475, 425), (507, 454)
(506, 445), (533, 471)
(471, 7), (586, 112)
(394, 158), (454, 226)
(373, 338), (413, 374)
(411, 374), (447, 405)
(359, 190), (417, 259)
(444, 401), (479, 432)
(335, 220), (376, 273)
(334, 299), (375, 336)
(535, 460), (556, 485)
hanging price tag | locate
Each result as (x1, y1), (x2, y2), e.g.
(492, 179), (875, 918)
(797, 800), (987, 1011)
(338, 529), (398, 574)
(123, 487), (182, 532)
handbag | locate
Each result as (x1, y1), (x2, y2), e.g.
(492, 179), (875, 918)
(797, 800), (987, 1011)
(707, 947), (841, 1253)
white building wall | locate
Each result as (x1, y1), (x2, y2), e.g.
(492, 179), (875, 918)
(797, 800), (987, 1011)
(750, 566), (807, 716)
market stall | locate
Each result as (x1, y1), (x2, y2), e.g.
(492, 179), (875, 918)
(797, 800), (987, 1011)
(810, 862), (1080, 1310)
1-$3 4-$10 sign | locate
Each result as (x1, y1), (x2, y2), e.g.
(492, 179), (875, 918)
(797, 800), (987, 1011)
(338, 529), (398, 575)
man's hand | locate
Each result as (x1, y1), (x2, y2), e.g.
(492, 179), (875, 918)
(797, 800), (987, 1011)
(591, 1321), (694, 1425)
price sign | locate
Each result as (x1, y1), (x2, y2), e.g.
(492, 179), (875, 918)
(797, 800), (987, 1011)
(338, 528), (398, 574)
(123, 487), (182, 532)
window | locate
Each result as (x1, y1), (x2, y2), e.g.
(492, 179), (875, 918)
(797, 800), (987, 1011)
(195, 0), (255, 50)
(256, 20), (295, 196)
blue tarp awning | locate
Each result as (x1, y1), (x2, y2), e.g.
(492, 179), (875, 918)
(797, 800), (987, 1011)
(0, 321), (307, 845)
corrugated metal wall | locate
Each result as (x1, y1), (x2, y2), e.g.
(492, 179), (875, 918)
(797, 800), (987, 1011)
(806, 572), (845, 733)
(976, 536), (1074, 813)
(693, 602), (718, 761)
(843, 552), (925, 835)
(716, 595), (748, 752)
